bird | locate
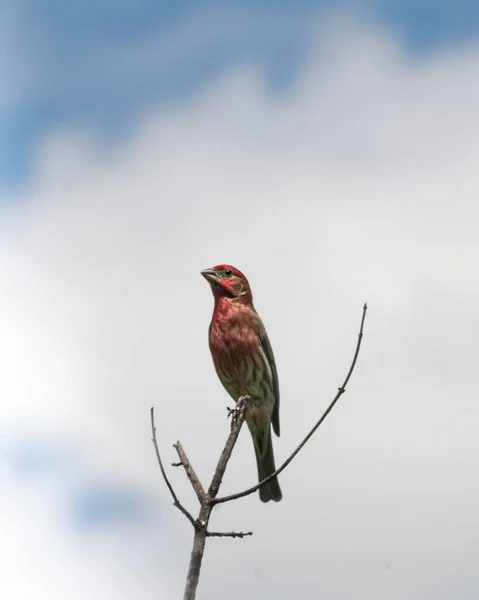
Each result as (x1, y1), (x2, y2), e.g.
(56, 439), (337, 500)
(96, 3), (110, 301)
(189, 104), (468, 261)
(201, 264), (282, 502)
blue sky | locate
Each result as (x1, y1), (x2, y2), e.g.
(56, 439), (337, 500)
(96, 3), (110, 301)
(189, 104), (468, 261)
(3, 3), (479, 599)
(3, 0), (479, 189)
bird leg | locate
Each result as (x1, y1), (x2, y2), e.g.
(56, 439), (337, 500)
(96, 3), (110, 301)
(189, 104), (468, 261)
(226, 395), (250, 426)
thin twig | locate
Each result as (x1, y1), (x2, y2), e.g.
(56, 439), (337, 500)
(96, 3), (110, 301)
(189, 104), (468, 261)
(174, 441), (207, 503)
(208, 396), (249, 499)
(212, 302), (368, 505)
(206, 531), (253, 538)
(150, 407), (197, 528)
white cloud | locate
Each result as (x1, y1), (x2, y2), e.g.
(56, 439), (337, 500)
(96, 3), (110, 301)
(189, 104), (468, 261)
(2, 15), (479, 600)
(0, 439), (178, 600)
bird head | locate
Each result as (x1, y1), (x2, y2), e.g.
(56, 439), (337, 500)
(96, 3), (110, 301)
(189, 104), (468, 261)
(201, 264), (252, 303)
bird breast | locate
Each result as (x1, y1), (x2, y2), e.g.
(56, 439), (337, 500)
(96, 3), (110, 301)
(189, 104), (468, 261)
(209, 301), (260, 357)
(210, 302), (259, 346)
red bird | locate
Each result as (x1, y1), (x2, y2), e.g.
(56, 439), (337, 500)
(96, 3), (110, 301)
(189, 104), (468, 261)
(201, 264), (282, 502)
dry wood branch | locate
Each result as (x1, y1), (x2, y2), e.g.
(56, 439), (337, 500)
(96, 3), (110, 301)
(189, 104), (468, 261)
(208, 396), (249, 498)
(206, 531), (253, 538)
(212, 302), (368, 505)
(182, 396), (249, 600)
(174, 441), (207, 504)
(150, 407), (197, 528)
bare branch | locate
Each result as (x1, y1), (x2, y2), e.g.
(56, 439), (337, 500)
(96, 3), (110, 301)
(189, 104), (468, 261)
(212, 302), (368, 505)
(150, 407), (197, 528)
(152, 304), (369, 600)
(207, 396), (249, 499)
(206, 531), (253, 539)
(183, 504), (210, 600)
(174, 441), (207, 504)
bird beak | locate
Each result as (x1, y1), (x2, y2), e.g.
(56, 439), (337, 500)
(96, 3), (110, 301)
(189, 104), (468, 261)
(201, 268), (219, 284)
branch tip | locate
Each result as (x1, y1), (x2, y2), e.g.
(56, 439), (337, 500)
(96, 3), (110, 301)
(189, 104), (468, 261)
(150, 406), (197, 528)
(212, 302), (368, 505)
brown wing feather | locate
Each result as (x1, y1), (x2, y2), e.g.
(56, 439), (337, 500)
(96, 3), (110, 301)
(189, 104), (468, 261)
(258, 320), (280, 437)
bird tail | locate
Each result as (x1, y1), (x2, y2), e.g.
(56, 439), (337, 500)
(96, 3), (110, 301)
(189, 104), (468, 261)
(253, 427), (282, 503)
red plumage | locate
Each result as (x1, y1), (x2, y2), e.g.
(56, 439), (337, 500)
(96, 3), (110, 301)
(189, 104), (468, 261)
(201, 264), (282, 502)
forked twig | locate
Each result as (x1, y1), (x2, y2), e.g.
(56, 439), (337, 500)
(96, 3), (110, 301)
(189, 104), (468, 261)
(151, 303), (368, 600)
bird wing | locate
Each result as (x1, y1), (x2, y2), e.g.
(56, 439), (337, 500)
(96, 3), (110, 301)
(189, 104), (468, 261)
(259, 321), (280, 437)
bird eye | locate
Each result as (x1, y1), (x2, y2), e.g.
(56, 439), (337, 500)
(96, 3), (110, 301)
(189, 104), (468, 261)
(224, 269), (233, 277)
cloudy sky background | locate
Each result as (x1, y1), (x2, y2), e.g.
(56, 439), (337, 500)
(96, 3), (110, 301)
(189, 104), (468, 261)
(2, 2), (479, 599)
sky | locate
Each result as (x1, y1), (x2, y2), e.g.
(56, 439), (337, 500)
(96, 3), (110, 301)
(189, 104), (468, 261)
(2, 2), (479, 599)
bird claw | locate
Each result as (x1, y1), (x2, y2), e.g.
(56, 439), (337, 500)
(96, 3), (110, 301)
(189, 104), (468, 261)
(226, 396), (250, 426)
